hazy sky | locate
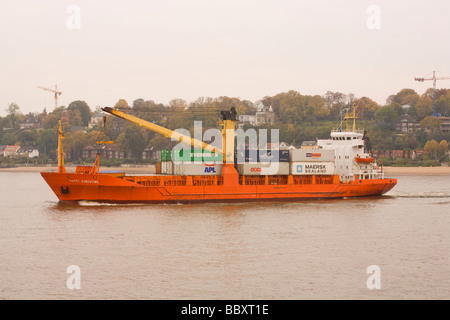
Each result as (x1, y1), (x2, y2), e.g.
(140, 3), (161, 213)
(1, 0), (449, 116)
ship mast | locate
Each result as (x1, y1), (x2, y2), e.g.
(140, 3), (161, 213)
(337, 105), (358, 132)
(57, 121), (66, 173)
(220, 107), (237, 163)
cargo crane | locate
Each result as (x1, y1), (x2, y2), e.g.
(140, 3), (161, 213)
(414, 71), (450, 117)
(101, 106), (233, 161)
(37, 85), (62, 110)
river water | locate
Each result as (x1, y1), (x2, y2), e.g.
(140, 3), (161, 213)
(0, 172), (449, 300)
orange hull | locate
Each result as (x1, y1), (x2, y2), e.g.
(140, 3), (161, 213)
(41, 165), (397, 203)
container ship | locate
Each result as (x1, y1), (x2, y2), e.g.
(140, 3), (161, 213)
(41, 106), (397, 203)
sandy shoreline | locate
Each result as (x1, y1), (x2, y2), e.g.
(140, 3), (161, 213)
(1, 165), (450, 175)
(0, 165), (156, 174)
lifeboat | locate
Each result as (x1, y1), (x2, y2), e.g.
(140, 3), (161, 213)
(355, 156), (373, 163)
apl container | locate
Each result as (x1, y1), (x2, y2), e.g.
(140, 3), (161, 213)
(290, 162), (335, 175)
(236, 162), (290, 176)
(289, 149), (334, 162)
(173, 162), (223, 175)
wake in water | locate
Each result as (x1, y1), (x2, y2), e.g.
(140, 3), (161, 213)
(390, 192), (450, 199)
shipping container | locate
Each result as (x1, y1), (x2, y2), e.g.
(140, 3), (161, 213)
(160, 149), (172, 162)
(289, 149), (334, 162)
(236, 162), (290, 176)
(161, 161), (173, 175)
(290, 162), (335, 175)
(156, 161), (162, 174)
(235, 149), (290, 163)
(172, 148), (223, 162)
(173, 162), (223, 175)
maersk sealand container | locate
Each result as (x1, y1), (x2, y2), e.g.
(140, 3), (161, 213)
(289, 149), (334, 162)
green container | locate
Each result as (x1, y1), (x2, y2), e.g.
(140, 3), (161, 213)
(161, 149), (172, 162)
(172, 148), (223, 162)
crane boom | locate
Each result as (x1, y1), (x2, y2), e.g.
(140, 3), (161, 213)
(37, 85), (62, 110)
(414, 71), (450, 116)
(101, 107), (226, 156)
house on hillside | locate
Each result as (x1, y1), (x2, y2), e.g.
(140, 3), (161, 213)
(395, 114), (419, 133)
(300, 141), (317, 149)
(3, 145), (20, 157)
(18, 146), (39, 158)
(89, 113), (105, 129)
(237, 114), (256, 128)
(237, 102), (275, 129)
(439, 117), (450, 134)
(19, 113), (42, 130)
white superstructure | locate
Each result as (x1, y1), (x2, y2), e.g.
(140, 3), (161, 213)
(316, 108), (383, 182)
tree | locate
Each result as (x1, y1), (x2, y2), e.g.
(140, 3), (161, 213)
(86, 130), (109, 145)
(388, 88), (420, 107)
(306, 95), (329, 120)
(5, 102), (21, 129)
(114, 99), (130, 111)
(420, 116), (442, 132)
(138, 100), (165, 125)
(148, 134), (173, 151)
(37, 129), (58, 160)
(416, 94), (433, 119)
(43, 107), (65, 130)
(64, 131), (88, 160)
(66, 108), (83, 128)
(67, 100), (91, 126)
(436, 90), (450, 117)
(407, 135), (418, 150)
(132, 98), (145, 110)
(18, 130), (38, 146)
(374, 105), (400, 131)
(354, 97), (380, 120)
(437, 140), (449, 159)
(322, 91), (349, 121)
(166, 99), (192, 130)
(424, 139), (439, 160)
(117, 124), (148, 160)
(278, 90), (306, 124)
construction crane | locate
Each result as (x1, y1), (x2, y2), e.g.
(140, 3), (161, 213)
(414, 71), (450, 117)
(37, 85), (62, 110)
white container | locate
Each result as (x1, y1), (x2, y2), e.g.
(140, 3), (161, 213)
(289, 149), (334, 162)
(236, 162), (290, 176)
(161, 161), (173, 175)
(173, 162), (223, 175)
(290, 162), (335, 175)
